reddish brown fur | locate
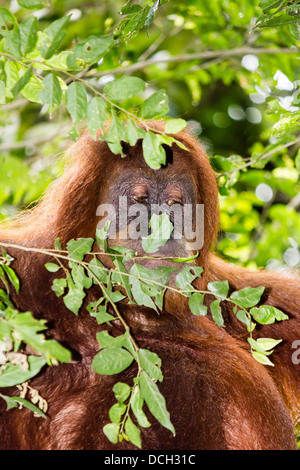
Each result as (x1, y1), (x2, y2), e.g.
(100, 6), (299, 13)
(0, 121), (299, 449)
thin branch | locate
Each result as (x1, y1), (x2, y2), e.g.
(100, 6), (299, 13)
(2, 99), (29, 112)
(88, 46), (299, 77)
(223, 137), (300, 180)
(288, 191), (300, 211)
(138, 25), (184, 62)
(0, 127), (70, 152)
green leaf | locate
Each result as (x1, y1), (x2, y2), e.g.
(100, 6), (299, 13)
(251, 350), (274, 366)
(21, 74), (43, 103)
(175, 266), (203, 296)
(0, 394), (18, 410)
(140, 371), (175, 436)
(67, 238), (94, 261)
(207, 280), (229, 299)
(0, 319), (11, 341)
(111, 257), (132, 300)
(248, 337), (274, 355)
(38, 16), (70, 60)
(0, 266), (8, 291)
(0, 394), (47, 418)
(188, 292), (207, 316)
(7, 312), (45, 334)
(71, 264), (92, 289)
(95, 221), (110, 252)
(51, 278), (67, 297)
(19, 15), (38, 55)
(45, 262), (60, 273)
(259, 13), (300, 28)
(142, 132), (167, 169)
(0, 7), (18, 32)
(113, 382), (131, 403)
(11, 67), (32, 97)
(210, 299), (224, 327)
(259, 0), (283, 12)
(103, 422), (119, 444)
(11, 396), (47, 418)
(257, 338), (282, 350)
(63, 284), (85, 315)
(142, 213), (174, 253)
(108, 246), (136, 262)
(4, 61), (19, 98)
(0, 356), (46, 387)
(17, 0), (45, 9)
(236, 309), (256, 332)
(131, 386), (151, 428)
(39, 73), (62, 106)
(101, 284), (126, 304)
(165, 119), (187, 134)
(121, 4), (143, 14)
(87, 257), (107, 283)
(144, 0), (160, 30)
(168, 252), (200, 263)
(109, 402), (126, 424)
(139, 348), (163, 382)
(270, 116), (300, 138)
(55, 238), (62, 250)
(129, 264), (159, 310)
(69, 125), (80, 141)
(154, 289), (165, 311)
(106, 110), (126, 155)
(2, 265), (20, 293)
(92, 346), (134, 375)
(126, 120), (146, 146)
(117, 7), (151, 42)
(42, 339), (71, 364)
(67, 35), (114, 69)
(87, 97), (107, 139)
(96, 330), (129, 349)
(230, 286), (265, 308)
(124, 416), (142, 448)
(104, 76), (146, 101)
(141, 89), (169, 119)
(6, 312), (70, 364)
(0, 80), (5, 104)
(66, 82), (88, 124)
(93, 305), (116, 325)
(250, 305), (289, 324)
(4, 29), (21, 60)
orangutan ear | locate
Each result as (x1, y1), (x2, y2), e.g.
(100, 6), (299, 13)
(162, 144), (173, 166)
(121, 141), (131, 156)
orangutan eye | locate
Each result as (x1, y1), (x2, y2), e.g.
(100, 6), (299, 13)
(132, 195), (148, 203)
(167, 198), (182, 206)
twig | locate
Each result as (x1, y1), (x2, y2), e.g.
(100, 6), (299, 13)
(223, 137), (300, 179)
(2, 99), (29, 112)
(288, 192), (300, 211)
(88, 46), (299, 77)
(0, 127), (71, 152)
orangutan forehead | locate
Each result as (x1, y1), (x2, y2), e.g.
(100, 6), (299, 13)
(113, 169), (194, 189)
(109, 171), (196, 203)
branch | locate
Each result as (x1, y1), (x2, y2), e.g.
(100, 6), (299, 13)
(223, 137), (300, 179)
(288, 192), (300, 211)
(0, 127), (70, 152)
(89, 46), (299, 77)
